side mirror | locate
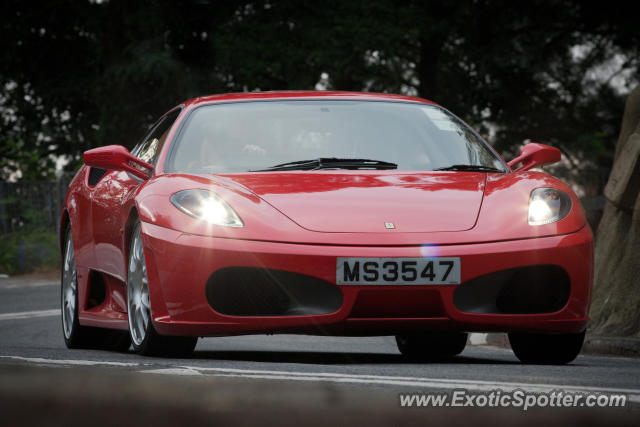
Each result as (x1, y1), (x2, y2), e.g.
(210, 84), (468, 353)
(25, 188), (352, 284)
(507, 142), (561, 172)
(83, 145), (153, 180)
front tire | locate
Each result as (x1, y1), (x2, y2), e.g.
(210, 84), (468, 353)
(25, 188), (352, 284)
(395, 332), (468, 361)
(61, 226), (91, 348)
(508, 331), (585, 364)
(127, 220), (197, 357)
(62, 226), (130, 351)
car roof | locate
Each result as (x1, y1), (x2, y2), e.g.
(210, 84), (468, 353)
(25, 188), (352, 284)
(182, 91), (438, 108)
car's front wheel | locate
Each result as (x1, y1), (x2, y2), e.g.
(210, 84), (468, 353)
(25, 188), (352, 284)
(61, 226), (92, 348)
(395, 332), (468, 360)
(127, 220), (197, 357)
(508, 331), (585, 364)
(61, 226), (130, 351)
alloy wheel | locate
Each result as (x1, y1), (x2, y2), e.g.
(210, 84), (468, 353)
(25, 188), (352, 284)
(127, 225), (151, 346)
(61, 232), (77, 339)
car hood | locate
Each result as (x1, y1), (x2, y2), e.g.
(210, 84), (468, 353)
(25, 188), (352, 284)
(220, 172), (487, 233)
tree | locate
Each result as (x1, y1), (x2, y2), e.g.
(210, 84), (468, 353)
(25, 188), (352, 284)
(1, 0), (638, 185)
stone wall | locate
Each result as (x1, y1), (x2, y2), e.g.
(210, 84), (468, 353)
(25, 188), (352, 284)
(589, 86), (640, 337)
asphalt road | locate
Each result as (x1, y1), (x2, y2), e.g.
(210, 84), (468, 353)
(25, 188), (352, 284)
(1, 276), (640, 425)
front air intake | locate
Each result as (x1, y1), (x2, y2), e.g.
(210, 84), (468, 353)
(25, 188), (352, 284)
(205, 267), (343, 316)
(453, 265), (570, 314)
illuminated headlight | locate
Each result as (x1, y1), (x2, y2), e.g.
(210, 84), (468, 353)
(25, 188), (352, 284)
(170, 189), (243, 227)
(528, 188), (571, 225)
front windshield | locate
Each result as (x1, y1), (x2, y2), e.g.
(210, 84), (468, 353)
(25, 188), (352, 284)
(168, 100), (506, 173)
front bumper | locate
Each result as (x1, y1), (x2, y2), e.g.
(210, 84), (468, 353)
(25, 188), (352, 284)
(141, 222), (593, 336)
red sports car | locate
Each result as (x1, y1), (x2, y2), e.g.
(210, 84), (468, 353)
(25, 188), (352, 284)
(60, 91), (592, 363)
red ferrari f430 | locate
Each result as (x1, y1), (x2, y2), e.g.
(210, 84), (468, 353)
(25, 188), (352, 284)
(60, 91), (592, 364)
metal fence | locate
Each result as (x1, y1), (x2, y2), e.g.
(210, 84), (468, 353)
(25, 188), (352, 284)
(0, 173), (74, 236)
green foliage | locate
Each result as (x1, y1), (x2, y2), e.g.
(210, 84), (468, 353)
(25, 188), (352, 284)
(0, 230), (59, 275)
(0, 188), (59, 274)
(1, 0), (638, 189)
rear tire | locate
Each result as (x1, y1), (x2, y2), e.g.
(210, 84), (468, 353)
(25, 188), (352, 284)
(508, 331), (585, 364)
(62, 226), (131, 351)
(127, 220), (197, 357)
(396, 332), (468, 361)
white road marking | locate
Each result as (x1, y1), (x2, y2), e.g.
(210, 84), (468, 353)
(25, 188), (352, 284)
(144, 365), (640, 402)
(143, 367), (203, 376)
(468, 333), (489, 345)
(0, 309), (60, 321)
(0, 281), (58, 290)
(0, 355), (140, 367)
(2, 354), (639, 403)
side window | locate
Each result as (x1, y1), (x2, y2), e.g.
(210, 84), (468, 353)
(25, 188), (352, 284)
(131, 109), (181, 168)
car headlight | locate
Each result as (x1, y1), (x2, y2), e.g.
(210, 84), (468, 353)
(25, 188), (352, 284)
(528, 188), (572, 225)
(170, 189), (243, 227)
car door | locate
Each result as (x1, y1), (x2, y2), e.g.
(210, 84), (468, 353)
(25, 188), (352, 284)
(89, 109), (182, 281)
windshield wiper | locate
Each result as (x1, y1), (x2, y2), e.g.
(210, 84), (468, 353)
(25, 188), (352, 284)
(251, 158), (398, 172)
(434, 164), (504, 172)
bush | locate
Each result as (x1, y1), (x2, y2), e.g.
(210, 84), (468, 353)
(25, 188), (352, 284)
(0, 230), (59, 275)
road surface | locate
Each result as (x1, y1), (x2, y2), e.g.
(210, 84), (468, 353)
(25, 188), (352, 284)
(1, 276), (639, 425)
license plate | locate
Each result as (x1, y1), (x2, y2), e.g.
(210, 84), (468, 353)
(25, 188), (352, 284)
(336, 257), (461, 285)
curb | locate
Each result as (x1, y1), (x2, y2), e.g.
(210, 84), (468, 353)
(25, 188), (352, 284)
(582, 335), (640, 357)
(469, 333), (640, 358)
(0, 272), (60, 289)
(468, 333), (509, 348)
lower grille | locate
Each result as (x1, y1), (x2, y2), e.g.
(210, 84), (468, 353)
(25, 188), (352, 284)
(453, 265), (570, 314)
(206, 267), (343, 316)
